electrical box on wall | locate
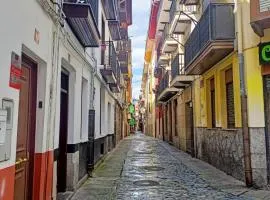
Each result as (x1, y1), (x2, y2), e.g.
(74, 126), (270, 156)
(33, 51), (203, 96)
(0, 99), (13, 162)
(0, 110), (7, 144)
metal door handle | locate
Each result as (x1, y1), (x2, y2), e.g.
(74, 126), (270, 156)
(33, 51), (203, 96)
(15, 158), (28, 165)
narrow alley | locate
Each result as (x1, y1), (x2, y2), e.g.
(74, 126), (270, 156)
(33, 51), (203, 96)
(71, 133), (270, 200)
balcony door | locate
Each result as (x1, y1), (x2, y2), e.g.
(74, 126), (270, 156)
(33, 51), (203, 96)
(14, 54), (37, 200)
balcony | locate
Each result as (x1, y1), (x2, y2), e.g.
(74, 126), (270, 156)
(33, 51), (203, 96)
(157, 71), (179, 103)
(109, 63), (121, 93)
(157, 38), (170, 66)
(184, 3), (235, 75)
(101, 0), (118, 20)
(161, 24), (178, 54)
(120, 63), (128, 74)
(180, 0), (199, 5)
(118, 51), (128, 64)
(120, 27), (128, 40)
(100, 42), (118, 84)
(157, 0), (173, 32)
(63, 0), (100, 47)
(170, 54), (195, 88)
(250, 0), (270, 37)
(118, 50), (128, 73)
(169, 1), (197, 35)
(108, 20), (121, 40)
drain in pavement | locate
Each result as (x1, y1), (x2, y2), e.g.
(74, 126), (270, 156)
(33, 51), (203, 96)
(133, 180), (160, 187)
(136, 150), (153, 154)
(142, 166), (165, 171)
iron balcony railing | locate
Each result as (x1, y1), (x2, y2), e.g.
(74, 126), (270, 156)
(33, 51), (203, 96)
(184, 3), (235, 70)
(157, 71), (170, 97)
(109, 41), (118, 77)
(101, 0), (118, 20)
(171, 53), (185, 80)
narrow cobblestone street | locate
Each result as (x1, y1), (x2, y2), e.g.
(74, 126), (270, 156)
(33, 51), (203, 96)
(71, 133), (270, 200)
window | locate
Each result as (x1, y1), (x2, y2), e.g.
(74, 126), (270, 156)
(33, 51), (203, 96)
(210, 78), (216, 128)
(101, 16), (105, 65)
(225, 68), (235, 128)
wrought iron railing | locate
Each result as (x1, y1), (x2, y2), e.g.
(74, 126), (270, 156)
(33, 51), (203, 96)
(171, 53), (185, 79)
(184, 3), (235, 70)
(157, 71), (170, 97)
(110, 42), (118, 76)
(101, 0), (118, 20)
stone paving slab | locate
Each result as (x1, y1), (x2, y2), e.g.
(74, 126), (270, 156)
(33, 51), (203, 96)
(71, 133), (270, 200)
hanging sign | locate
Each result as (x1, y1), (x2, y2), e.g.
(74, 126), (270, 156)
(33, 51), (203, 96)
(9, 52), (22, 90)
(259, 42), (270, 65)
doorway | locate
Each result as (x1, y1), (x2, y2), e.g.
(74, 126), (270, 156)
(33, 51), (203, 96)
(57, 70), (69, 192)
(186, 102), (194, 156)
(263, 75), (270, 183)
(14, 54), (37, 200)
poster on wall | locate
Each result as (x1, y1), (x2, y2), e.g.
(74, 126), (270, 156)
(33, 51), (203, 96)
(9, 52), (22, 90)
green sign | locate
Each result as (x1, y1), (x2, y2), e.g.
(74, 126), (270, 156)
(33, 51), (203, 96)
(259, 42), (270, 65)
(129, 117), (136, 126)
(128, 104), (135, 114)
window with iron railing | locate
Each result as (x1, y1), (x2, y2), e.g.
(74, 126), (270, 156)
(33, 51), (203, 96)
(171, 53), (185, 79)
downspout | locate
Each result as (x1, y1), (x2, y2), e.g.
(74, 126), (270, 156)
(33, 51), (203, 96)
(236, 0), (253, 187)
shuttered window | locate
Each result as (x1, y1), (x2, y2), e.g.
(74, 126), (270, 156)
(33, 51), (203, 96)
(225, 68), (235, 128)
(210, 78), (216, 128)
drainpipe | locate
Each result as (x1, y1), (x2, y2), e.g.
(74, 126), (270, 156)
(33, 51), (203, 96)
(236, 0), (253, 187)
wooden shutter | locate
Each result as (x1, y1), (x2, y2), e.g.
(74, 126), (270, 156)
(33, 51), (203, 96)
(210, 78), (216, 128)
(225, 68), (235, 128)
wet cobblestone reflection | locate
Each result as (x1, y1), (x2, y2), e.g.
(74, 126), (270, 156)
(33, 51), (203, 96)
(71, 133), (263, 200)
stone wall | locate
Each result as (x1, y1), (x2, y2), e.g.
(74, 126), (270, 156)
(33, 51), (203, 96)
(196, 128), (245, 181)
(249, 128), (267, 187)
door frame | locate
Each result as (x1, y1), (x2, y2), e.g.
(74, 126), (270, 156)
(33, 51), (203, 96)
(57, 69), (70, 192)
(15, 53), (38, 200)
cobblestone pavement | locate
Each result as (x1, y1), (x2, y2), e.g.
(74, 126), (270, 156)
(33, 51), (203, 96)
(71, 133), (270, 200)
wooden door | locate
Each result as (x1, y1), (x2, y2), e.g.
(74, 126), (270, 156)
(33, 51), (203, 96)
(186, 102), (195, 156)
(57, 71), (69, 192)
(14, 55), (37, 200)
(169, 103), (173, 142)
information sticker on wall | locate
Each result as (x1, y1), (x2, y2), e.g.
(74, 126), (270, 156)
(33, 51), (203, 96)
(9, 52), (22, 90)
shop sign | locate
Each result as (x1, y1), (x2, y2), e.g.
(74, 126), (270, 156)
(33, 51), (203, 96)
(259, 42), (270, 65)
(9, 52), (22, 90)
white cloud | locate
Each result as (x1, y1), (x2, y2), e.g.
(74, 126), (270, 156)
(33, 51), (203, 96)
(132, 47), (145, 69)
(132, 85), (141, 99)
(131, 35), (147, 48)
(133, 0), (151, 13)
(132, 74), (143, 83)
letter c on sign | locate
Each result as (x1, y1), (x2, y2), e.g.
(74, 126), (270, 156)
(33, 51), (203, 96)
(262, 45), (270, 62)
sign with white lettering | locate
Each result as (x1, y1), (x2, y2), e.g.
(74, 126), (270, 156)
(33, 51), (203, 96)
(9, 52), (22, 90)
